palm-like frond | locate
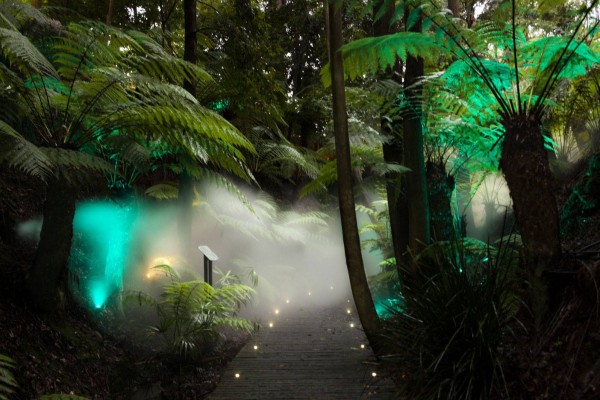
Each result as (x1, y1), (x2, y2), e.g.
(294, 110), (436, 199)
(0, 26), (58, 78)
(0, 120), (53, 179)
(322, 32), (447, 87)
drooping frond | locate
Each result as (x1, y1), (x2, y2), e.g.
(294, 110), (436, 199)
(127, 54), (213, 88)
(145, 182), (179, 200)
(106, 105), (254, 151)
(322, 32), (447, 87)
(0, 120), (53, 179)
(0, 26), (58, 78)
(40, 148), (115, 175)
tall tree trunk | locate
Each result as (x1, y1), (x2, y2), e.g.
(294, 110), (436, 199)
(427, 161), (456, 241)
(326, 1), (382, 353)
(178, 0), (198, 262)
(373, 0), (410, 266)
(106, 0), (114, 26)
(31, 0), (40, 8)
(500, 114), (562, 325)
(403, 10), (430, 251)
(28, 175), (77, 312)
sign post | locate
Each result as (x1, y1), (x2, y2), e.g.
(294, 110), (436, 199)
(198, 245), (218, 286)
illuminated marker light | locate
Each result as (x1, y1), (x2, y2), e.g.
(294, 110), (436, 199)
(235, 373), (240, 378)
(347, 309), (351, 314)
(286, 299), (290, 304)
(253, 345), (258, 350)
(269, 322), (274, 328)
(372, 372), (377, 377)
(308, 292), (312, 296)
(274, 309), (279, 315)
(360, 344), (365, 349)
(350, 323), (355, 328)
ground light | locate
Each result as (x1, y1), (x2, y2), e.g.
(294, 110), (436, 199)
(69, 200), (135, 309)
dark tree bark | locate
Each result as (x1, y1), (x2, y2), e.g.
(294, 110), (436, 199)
(31, 0), (40, 8)
(427, 161), (456, 241)
(326, 1), (382, 353)
(500, 114), (562, 325)
(106, 0), (114, 26)
(28, 174), (77, 312)
(178, 0), (198, 262)
(373, 0), (410, 266)
(403, 11), (430, 251)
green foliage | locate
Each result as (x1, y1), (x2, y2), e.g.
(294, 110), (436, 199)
(322, 32), (446, 87)
(0, 354), (18, 400)
(0, 6), (254, 187)
(123, 265), (254, 361)
(383, 238), (521, 399)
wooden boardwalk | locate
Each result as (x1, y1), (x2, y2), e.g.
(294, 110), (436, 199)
(209, 300), (396, 399)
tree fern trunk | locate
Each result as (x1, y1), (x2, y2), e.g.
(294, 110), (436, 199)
(403, 11), (430, 251)
(28, 175), (76, 312)
(374, 0), (410, 266)
(500, 114), (562, 325)
(327, 1), (382, 353)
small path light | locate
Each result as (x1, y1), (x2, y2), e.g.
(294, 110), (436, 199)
(371, 372), (377, 377)
(235, 373), (240, 379)
(350, 323), (355, 328)
(198, 245), (218, 286)
(253, 345), (258, 350)
(360, 344), (365, 349)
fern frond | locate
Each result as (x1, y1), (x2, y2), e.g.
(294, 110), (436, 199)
(322, 32), (447, 87)
(0, 26), (58, 78)
(0, 353), (18, 400)
(145, 182), (179, 200)
(0, 121), (53, 179)
(40, 148), (114, 175)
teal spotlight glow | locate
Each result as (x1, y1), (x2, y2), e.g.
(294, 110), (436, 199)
(69, 200), (135, 310)
(89, 280), (109, 309)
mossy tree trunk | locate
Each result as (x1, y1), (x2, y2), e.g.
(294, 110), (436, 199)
(500, 114), (562, 325)
(327, 0), (382, 354)
(28, 174), (77, 312)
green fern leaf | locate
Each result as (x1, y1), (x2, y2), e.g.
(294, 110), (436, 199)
(0, 26), (58, 78)
(321, 32), (447, 87)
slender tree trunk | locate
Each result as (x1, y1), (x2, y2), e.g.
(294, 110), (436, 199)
(179, 0), (198, 262)
(31, 0), (40, 8)
(427, 161), (455, 241)
(28, 175), (77, 312)
(326, 0), (382, 353)
(106, 0), (114, 26)
(373, 1), (410, 266)
(500, 114), (562, 325)
(403, 10), (430, 251)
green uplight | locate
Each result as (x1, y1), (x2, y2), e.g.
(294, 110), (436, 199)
(69, 200), (135, 310)
(89, 280), (109, 309)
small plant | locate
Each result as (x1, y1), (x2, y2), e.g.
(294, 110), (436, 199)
(123, 265), (254, 361)
(383, 238), (521, 400)
(0, 354), (18, 400)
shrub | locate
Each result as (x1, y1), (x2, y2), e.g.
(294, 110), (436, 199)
(383, 238), (521, 400)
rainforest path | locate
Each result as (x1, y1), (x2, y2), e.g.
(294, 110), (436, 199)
(209, 300), (396, 399)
